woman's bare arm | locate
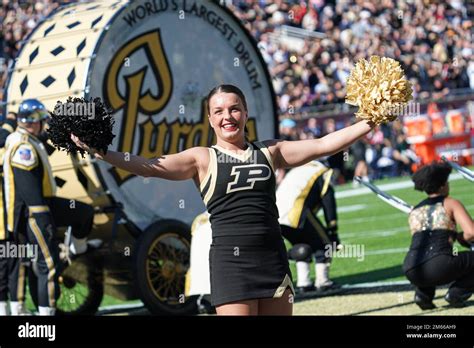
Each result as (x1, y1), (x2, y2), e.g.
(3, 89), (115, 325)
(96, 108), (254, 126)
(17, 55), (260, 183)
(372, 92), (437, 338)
(445, 197), (474, 241)
(266, 120), (374, 169)
(71, 134), (207, 181)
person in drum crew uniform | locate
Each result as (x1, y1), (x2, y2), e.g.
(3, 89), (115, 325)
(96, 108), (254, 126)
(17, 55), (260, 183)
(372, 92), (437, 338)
(3, 99), (97, 316)
(0, 111), (18, 315)
(73, 84), (376, 315)
(277, 160), (341, 293)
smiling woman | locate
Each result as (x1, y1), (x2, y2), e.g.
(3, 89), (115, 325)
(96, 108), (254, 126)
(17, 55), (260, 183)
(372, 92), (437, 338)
(71, 83), (377, 315)
(206, 84), (249, 149)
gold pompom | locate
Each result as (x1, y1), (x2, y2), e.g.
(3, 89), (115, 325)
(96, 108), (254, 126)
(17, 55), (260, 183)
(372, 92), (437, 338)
(345, 56), (413, 125)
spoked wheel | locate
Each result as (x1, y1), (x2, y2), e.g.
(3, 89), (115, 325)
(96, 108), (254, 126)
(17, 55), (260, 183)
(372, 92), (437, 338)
(134, 220), (198, 315)
(30, 256), (104, 315)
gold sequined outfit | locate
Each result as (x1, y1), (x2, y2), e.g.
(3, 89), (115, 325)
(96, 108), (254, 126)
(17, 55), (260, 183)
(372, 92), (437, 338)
(403, 196), (457, 272)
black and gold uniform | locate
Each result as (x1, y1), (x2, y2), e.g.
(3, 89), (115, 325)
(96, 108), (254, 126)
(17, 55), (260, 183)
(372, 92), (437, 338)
(276, 161), (340, 290)
(200, 141), (294, 306)
(0, 117), (18, 307)
(403, 196), (474, 308)
(278, 161), (339, 261)
(3, 127), (94, 310)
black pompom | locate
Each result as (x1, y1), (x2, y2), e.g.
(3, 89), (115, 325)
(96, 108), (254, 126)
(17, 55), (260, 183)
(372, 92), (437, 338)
(47, 97), (115, 157)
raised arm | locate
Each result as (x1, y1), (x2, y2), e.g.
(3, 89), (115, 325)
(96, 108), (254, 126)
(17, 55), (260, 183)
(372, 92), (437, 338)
(268, 119), (374, 169)
(71, 134), (207, 181)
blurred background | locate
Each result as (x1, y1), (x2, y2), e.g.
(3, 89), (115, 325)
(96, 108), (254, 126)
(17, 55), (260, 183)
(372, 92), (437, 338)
(0, 0), (473, 315)
(1, 0), (473, 186)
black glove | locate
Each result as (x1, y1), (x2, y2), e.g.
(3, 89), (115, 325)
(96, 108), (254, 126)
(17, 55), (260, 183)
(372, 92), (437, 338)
(456, 232), (473, 249)
(327, 224), (341, 246)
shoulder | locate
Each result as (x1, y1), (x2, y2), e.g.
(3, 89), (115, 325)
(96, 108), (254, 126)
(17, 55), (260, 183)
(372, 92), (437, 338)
(442, 196), (468, 218)
(252, 140), (279, 171)
(257, 139), (287, 169)
(2, 119), (17, 133)
(182, 147), (211, 171)
(443, 196), (459, 205)
(443, 196), (463, 209)
(255, 139), (282, 155)
(259, 139), (280, 148)
(10, 142), (38, 170)
(188, 146), (211, 160)
(175, 146), (210, 159)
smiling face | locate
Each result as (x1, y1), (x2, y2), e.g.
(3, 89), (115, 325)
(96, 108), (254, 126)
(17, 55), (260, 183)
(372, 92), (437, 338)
(208, 92), (248, 145)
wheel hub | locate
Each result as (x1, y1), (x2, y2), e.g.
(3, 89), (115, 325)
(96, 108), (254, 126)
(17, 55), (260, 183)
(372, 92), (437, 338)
(161, 261), (175, 279)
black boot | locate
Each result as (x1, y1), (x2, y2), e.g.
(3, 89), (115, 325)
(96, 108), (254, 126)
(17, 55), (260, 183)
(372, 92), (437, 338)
(414, 293), (436, 310)
(445, 292), (471, 308)
(296, 285), (315, 294)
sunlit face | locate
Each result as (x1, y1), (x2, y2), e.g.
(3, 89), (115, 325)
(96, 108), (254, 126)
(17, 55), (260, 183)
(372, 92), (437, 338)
(19, 121), (41, 136)
(208, 92), (248, 143)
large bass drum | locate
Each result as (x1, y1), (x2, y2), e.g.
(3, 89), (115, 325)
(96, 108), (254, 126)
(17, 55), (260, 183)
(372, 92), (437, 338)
(4, 0), (277, 314)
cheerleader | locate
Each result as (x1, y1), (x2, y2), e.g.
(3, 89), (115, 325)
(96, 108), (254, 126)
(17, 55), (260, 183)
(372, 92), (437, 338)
(404, 162), (474, 309)
(72, 84), (376, 315)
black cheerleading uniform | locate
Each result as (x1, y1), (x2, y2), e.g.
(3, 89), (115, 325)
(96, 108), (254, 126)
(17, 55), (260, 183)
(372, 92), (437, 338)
(200, 141), (294, 306)
(403, 196), (474, 301)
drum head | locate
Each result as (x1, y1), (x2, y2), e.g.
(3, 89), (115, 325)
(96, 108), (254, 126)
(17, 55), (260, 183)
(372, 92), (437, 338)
(5, 0), (277, 230)
(88, 0), (277, 229)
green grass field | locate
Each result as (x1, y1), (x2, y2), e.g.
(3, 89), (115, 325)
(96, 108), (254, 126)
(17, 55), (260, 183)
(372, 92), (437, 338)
(24, 172), (474, 313)
(291, 172), (474, 286)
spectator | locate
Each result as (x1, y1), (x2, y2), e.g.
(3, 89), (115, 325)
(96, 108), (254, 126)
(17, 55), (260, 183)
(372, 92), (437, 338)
(0, 1), (59, 105)
(228, 0), (472, 115)
(303, 117), (321, 138)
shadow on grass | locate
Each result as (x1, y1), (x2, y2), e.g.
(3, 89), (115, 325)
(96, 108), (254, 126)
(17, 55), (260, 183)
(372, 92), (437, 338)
(349, 297), (474, 316)
(333, 265), (404, 284)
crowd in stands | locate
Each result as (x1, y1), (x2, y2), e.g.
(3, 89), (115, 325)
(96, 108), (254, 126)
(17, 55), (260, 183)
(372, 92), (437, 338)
(230, 0), (472, 182)
(280, 115), (418, 184)
(0, 0), (60, 101)
(1, 0), (472, 183)
(230, 0), (473, 115)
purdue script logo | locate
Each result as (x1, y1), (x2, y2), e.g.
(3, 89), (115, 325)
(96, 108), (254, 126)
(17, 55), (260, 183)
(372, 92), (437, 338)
(104, 29), (257, 185)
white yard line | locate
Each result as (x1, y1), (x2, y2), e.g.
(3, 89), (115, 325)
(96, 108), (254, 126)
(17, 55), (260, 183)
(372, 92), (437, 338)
(98, 302), (144, 312)
(364, 247), (408, 256)
(342, 226), (407, 240)
(339, 212), (405, 225)
(337, 204), (367, 213)
(315, 204), (368, 215)
(341, 280), (410, 289)
(335, 173), (464, 199)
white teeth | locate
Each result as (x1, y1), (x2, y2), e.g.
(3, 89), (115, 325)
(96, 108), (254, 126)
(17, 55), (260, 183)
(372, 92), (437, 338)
(222, 124), (236, 129)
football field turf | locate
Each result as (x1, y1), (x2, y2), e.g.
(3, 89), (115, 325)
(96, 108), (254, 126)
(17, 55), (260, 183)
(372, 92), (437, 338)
(313, 172), (474, 285)
(101, 171), (474, 314)
(24, 171), (474, 314)
(290, 171), (474, 315)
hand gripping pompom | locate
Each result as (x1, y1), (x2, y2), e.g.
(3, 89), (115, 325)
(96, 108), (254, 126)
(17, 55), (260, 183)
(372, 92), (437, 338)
(345, 56), (413, 125)
(47, 97), (115, 157)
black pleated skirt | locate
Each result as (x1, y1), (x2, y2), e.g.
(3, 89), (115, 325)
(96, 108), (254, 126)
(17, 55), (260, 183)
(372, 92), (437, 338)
(209, 232), (294, 306)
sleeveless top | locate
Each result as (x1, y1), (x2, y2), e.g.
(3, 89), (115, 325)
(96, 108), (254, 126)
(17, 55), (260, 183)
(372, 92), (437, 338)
(199, 141), (280, 238)
(403, 195), (457, 272)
